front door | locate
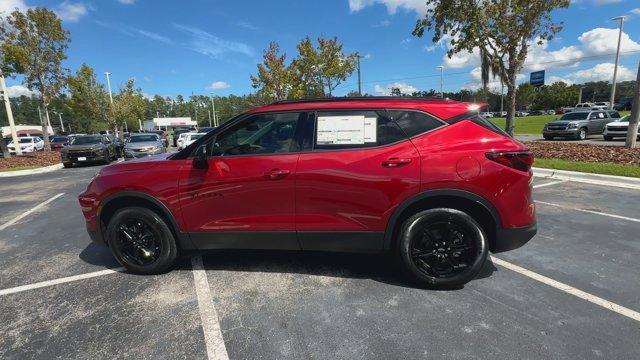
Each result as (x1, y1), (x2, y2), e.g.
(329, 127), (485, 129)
(179, 111), (306, 250)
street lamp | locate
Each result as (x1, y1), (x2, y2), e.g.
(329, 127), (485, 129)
(436, 66), (444, 98)
(609, 16), (625, 110)
(52, 110), (65, 133)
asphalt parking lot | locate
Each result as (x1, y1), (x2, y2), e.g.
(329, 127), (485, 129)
(1, 163), (639, 359)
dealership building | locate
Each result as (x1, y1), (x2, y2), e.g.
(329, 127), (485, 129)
(143, 117), (197, 131)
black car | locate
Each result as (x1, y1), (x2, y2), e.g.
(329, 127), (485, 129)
(614, 97), (633, 111)
(60, 135), (118, 168)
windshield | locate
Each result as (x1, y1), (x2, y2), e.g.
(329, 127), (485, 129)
(560, 112), (589, 120)
(130, 135), (158, 143)
(189, 134), (204, 141)
(19, 138), (34, 143)
(72, 136), (102, 145)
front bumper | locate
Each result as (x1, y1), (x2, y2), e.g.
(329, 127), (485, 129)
(543, 129), (579, 137)
(124, 149), (163, 159)
(63, 152), (105, 163)
(493, 222), (537, 253)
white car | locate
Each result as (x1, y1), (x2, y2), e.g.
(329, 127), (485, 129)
(176, 132), (192, 150)
(603, 115), (640, 141)
(7, 136), (44, 154)
(480, 112), (494, 118)
(181, 133), (206, 149)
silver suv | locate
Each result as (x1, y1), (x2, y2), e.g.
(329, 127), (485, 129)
(543, 110), (620, 140)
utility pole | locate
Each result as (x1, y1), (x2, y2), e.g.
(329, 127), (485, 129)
(356, 53), (363, 96)
(500, 79), (505, 116)
(0, 70), (21, 156)
(610, 16), (625, 110)
(208, 110), (212, 127)
(625, 60), (640, 148)
(437, 66), (444, 98)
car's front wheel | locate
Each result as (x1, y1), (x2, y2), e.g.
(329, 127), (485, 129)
(603, 135), (613, 141)
(398, 209), (488, 289)
(576, 128), (587, 140)
(106, 207), (178, 274)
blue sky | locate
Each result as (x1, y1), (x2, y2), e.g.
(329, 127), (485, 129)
(2, 0), (640, 98)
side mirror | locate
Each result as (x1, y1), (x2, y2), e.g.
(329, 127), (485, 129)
(212, 142), (223, 156)
(193, 144), (208, 169)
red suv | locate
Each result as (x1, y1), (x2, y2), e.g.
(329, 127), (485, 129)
(79, 98), (536, 288)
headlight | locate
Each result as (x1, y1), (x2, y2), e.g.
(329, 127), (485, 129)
(567, 122), (578, 129)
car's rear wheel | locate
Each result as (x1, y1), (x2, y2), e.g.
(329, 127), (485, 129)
(106, 207), (178, 274)
(398, 209), (488, 289)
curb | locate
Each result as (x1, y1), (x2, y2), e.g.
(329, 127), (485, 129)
(0, 163), (64, 178)
(532, 167), (640, 190)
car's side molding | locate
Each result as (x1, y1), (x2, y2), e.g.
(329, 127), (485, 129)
(382, 188), (502, 251)
(99, 191), (194, 248)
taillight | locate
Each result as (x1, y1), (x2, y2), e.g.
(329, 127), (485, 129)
(485, 151), (534, 172)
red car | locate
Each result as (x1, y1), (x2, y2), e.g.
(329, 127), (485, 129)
(50, 135), (69, 151)
(79, 97), (536, 288)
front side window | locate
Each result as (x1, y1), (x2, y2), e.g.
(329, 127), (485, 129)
(313, 110), (406, 150)
(214, 112), (302, 156)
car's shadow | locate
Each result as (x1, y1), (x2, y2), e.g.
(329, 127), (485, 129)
(80, 244), (498, 290)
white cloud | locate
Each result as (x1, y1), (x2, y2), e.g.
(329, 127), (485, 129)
(593, 0), (622, 4)
(137, 29), (173, 44)
(95, 21), (173, 45)
(7, 84), (35, 98)
(117, 0), (136, 4)
(207, 81), (230, 90)
(564, 62), (636, 83)
(238, 21), (257, 30)
(348, 0), (429, 16)
(0, 0), (29, 16)
(579, 27), (640, 55)
(55, 1), (89, 22)
(374, 82), (417, 95)
(632, 8), (640, 16)
(173, 24), (253, 58)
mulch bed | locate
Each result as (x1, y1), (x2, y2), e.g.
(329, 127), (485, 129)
(523, 141), (640, 166)
(0, 151), (62, 171)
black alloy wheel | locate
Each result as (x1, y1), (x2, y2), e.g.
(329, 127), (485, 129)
(106, 207), (178, 274)
(399, 209), (488, 288)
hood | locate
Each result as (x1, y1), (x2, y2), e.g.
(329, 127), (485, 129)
(606, 121), (629, 127)
(125, 141), (161, 149)
(100, 153), (172, 174)
(64, 143), (105, 151)
(547, 120), (574, 125)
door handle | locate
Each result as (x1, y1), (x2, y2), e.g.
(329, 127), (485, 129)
(264, 169), (291, 179)
(382, 158), (412, 167)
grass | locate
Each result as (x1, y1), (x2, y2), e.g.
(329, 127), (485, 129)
(535, 158), (640, 178)
(489, 111), (632, 135)
(0, 165), (41, 172)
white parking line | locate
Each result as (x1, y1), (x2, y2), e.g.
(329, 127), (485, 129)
(0, 267), (125, 297)
(491, 256), (640, 322)
(536, 200), (640, 223)
(533, 180), (567, 189)
(191, 255), (229, 360)
(0, 192), (65, 231)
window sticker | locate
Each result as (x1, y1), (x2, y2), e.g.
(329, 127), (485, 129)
(364, 117), (377, 143)
(317, 115), (366, 145)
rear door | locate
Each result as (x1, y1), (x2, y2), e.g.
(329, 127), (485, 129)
(295, 109), (421, 252)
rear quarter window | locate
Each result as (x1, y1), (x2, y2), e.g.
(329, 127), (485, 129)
(387, 110), (445, 138)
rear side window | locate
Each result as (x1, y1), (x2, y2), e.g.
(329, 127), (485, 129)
(313, 110), (406, 150)
(387, 110), (445, 138)
(449, 112), (509, 136)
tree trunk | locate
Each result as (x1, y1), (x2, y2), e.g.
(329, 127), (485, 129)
(505, 80), (517, 137)
(625, 61), (640, 149)
(118, 124), (124, 141)
(40, 104), (52, 151)
(0, 130), (10, 158)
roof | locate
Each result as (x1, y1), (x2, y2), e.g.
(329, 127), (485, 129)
(249, 97), (481, 121)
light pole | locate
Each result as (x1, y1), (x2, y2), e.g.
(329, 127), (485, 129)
(210, 95), (218, 127)
(356, 53), (367, 96)
(609, 16), (625, 110)
(105, 72), (114, 104)
(437, 66), (444, 98)
(578, 86), (585, 104)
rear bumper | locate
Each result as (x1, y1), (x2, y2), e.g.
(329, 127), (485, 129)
(492, 222), (537, 253)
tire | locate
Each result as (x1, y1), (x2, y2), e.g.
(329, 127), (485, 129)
(543, 135), (554, 140)
(106, 207), (178, 274)
(63, 162), (73, 168)
(603, 136), (613, 141)
(398, 208), (488, 289)
(576, 128), (587, 140)
(103, 152), (111, 164)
